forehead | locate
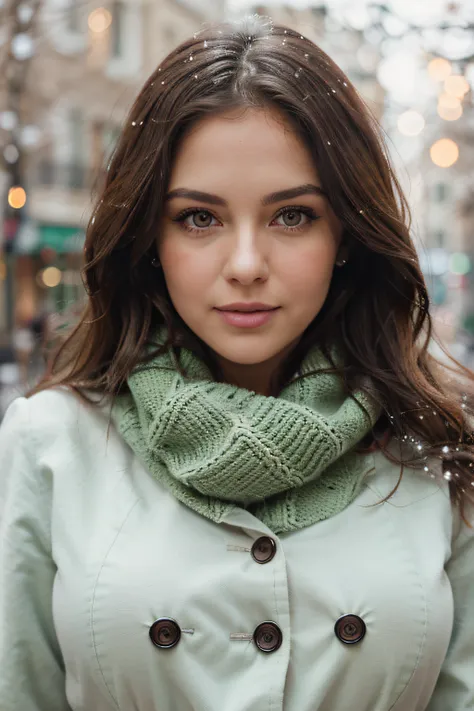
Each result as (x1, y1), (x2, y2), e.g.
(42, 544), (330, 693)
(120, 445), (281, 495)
(169, 106), (320, 188)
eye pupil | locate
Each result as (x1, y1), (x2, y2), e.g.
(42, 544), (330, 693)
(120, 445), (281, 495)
(283, 210), (302, 227)
(194, 211), (212, 228)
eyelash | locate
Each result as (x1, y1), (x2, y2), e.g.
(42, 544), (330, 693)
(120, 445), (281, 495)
(171, 206), (320, 234)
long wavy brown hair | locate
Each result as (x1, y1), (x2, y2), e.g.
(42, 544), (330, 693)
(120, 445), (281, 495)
(29, 15), (474, 511)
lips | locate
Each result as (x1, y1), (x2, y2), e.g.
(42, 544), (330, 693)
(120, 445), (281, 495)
(216, 303), (278, 313)
(215, 304), (280, 329)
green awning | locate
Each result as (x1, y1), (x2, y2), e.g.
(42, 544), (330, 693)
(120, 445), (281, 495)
(38, 225), (85, 254)
(14, 221), (86, 255)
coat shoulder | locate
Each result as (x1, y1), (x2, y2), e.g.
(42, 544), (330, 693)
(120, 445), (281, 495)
(11, 387), (114, 456)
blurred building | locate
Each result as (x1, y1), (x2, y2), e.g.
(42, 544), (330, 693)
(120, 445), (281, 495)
(0, 0), (223, 345)
(380, 47), (474, 360)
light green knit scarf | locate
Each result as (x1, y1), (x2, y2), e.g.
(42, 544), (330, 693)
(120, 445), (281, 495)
(112, 340), (381, 534)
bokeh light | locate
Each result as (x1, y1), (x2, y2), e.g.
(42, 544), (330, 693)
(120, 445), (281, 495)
(41, 267), (62, 288)
(430, 138), (459, 167)
(3, 145), (19, 164)
(0, 110), (18, 131)
(88, 8), (112, 33)
(8, 186), (26, 209)
(438, 93), (461, 109)
(11, 33), (34, 61)
(437, 103), (463, 121)
(428, 57), (452, 81)
(449, 253), (471, 276)
(397, 110), (425, 136)
(444, 75), (470, 98)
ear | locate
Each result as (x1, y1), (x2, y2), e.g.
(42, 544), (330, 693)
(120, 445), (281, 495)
(336, 228), (354, 261)
(335, 243), (350, 266)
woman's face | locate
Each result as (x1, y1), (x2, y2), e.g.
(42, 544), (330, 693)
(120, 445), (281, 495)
(159, 106), (343, 384)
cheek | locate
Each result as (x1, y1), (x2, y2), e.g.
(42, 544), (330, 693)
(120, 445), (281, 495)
(281, 243), (336, 301)
(159, 241), (216, 297)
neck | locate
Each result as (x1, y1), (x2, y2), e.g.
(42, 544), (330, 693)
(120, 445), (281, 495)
(218, 361), (274, 395)
(216, 341), (299, 395)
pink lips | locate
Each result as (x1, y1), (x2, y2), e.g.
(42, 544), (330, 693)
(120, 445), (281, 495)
(215, 303), (280, 329)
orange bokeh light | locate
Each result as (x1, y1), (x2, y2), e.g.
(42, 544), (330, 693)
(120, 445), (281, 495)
(8, 186), (26, 209)
(430, 138), (459, 168)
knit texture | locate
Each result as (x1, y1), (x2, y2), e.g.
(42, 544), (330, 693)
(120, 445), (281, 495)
(112, 340), (381, 533)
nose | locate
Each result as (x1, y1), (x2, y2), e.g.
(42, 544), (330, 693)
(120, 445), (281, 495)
(223, 229), (269, 286)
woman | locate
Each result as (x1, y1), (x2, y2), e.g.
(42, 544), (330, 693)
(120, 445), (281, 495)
(0, 14), (473, 711)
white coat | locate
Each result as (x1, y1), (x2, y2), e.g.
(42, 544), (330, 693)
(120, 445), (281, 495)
(0, 388), (473, 710)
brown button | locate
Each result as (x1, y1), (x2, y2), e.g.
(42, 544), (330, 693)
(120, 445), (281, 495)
(251, 536), (277, 564)
(254, 621), (282, 653)
(149, 618), (181, 649)
(334, 614), (366, 645)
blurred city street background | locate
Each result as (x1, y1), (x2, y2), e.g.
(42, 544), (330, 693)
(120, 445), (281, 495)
(1, 0), (474, 418)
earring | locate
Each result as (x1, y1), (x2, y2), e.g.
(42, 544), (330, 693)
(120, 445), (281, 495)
(151, 257), (161, 268)
(336, 258), (347, 267)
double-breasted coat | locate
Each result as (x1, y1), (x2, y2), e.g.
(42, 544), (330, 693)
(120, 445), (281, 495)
(0, 388), (473, 710)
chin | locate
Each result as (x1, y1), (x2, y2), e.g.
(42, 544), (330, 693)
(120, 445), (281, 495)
(211, 340), (290, 367)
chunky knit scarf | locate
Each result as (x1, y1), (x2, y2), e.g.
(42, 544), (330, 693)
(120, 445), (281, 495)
(112, 341), (381, 534)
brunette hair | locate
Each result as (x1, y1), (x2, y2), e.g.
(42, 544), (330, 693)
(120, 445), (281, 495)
(29, 15), (474, 509)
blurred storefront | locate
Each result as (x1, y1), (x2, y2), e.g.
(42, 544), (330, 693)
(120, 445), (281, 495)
(1, 0), (225, 331)
(14, 220), (85, 318)
(1, 0), (224, 416)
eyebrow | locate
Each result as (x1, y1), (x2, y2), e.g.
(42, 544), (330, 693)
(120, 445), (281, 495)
(165, 183), (327, 206)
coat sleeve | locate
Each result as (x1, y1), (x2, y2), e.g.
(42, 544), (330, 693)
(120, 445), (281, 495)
(0, 397), (71, 710)
(426, 503), (474, 710)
